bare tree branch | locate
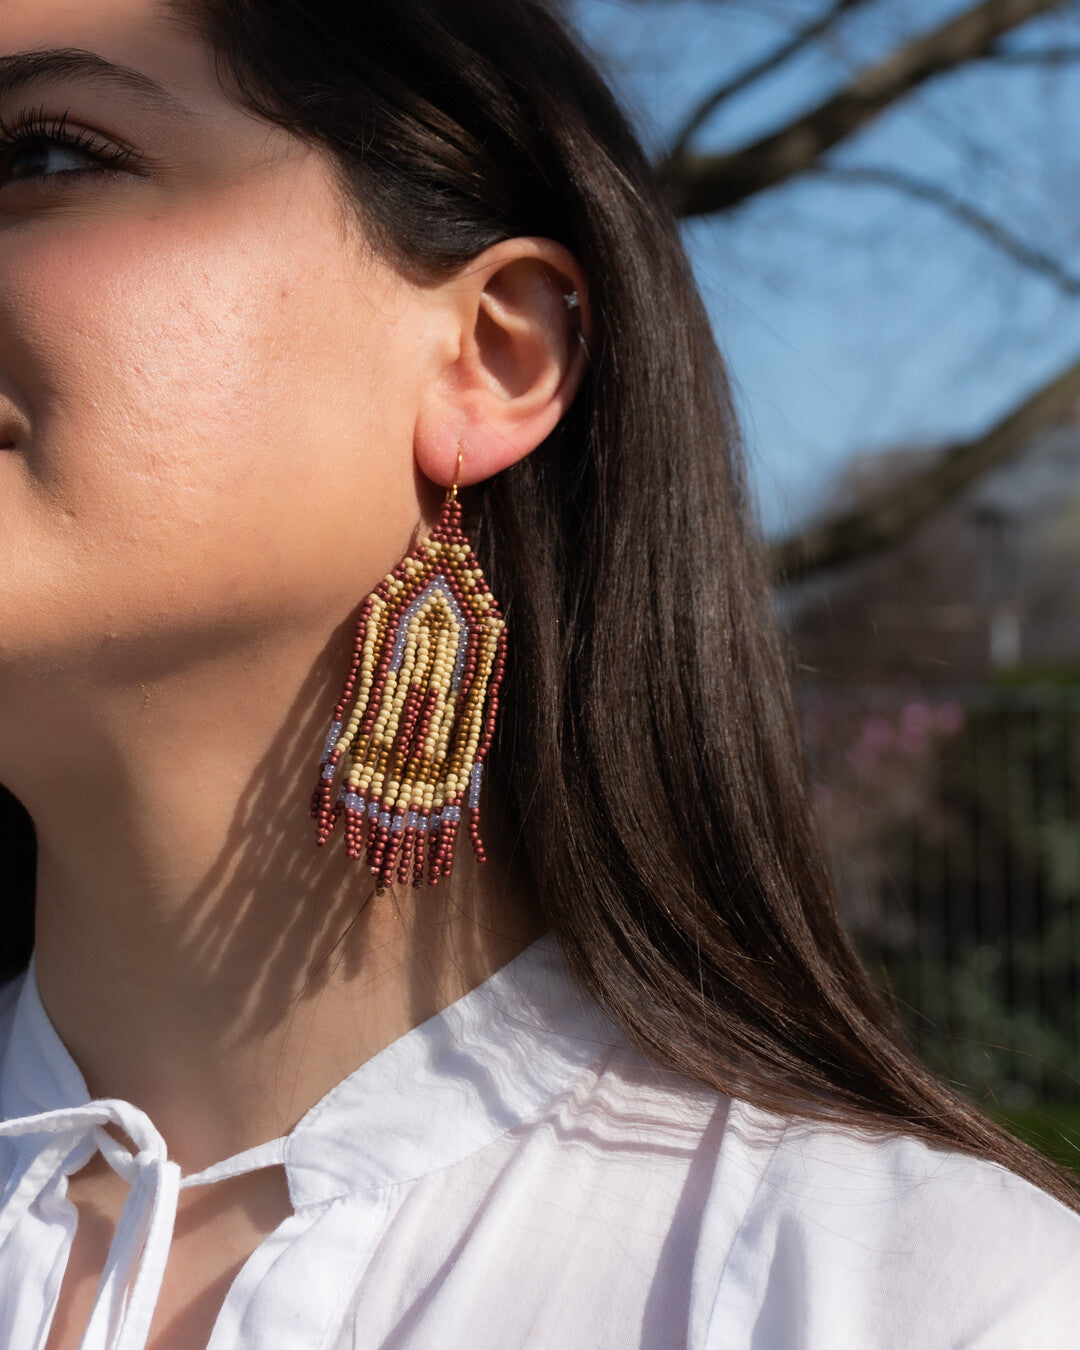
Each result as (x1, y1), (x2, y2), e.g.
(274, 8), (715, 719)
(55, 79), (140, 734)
(987, 42), (1080, 59)
(663, 0), (1068, 218)
(770, 354), (1080, 583)
(814, 164), (1080, 291)
(667, 0), (865, 163)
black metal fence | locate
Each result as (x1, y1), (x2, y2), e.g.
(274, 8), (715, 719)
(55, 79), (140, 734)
(798, 686), (1080, 1106)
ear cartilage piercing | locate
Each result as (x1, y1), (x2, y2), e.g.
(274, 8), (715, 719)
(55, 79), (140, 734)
(563, 291), (589, 360)
(310, 452), (507, 890)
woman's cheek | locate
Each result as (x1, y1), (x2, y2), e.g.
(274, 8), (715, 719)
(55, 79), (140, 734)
(0, 153), (419, 649)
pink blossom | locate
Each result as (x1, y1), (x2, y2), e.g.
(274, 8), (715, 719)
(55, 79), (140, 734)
(935, 702), (965, 735)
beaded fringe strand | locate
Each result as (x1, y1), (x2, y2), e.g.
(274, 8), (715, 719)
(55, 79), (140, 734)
(310, 494), (507, 888)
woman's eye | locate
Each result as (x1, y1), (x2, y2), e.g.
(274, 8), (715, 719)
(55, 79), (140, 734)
(0, 114), (138, 193)
(2, 138), (103, 185)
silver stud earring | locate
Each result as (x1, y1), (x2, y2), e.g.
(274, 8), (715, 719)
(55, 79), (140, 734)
(563, 291), (589, 360)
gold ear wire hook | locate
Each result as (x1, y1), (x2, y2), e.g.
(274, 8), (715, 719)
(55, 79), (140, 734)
(449, 445), (464, 502)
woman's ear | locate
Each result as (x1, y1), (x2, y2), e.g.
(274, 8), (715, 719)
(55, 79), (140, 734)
(413, 237), (591, 490)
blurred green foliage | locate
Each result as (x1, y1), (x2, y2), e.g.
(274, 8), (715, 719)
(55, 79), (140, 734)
(990, 1103), (1080, 1176)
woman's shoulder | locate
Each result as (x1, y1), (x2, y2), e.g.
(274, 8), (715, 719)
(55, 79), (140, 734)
(549, 1042), (1079, 1344)
(690, 1096), (1080, 1349)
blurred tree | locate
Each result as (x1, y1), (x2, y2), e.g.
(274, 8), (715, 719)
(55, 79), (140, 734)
(661, 0), (1066, 216)
(589, 0), (1080, 578)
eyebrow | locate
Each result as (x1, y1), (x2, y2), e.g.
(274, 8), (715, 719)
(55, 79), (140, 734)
(0, 48), (190, 114)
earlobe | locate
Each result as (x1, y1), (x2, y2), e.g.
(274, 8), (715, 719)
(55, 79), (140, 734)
(414, 238), (591, 492)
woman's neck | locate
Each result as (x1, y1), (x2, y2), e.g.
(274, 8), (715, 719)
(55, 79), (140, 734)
(5, 633), (544, 1173)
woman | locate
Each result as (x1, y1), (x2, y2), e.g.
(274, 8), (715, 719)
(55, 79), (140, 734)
(0, 0), (1076, 1346)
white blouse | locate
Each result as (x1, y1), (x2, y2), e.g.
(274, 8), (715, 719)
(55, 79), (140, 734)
(0, 931), (1077, 1349)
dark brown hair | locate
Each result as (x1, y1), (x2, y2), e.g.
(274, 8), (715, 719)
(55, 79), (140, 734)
(2, 0), (1076, 1208)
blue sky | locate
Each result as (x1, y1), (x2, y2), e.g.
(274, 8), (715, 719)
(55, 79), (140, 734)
(570, 0), (1080, 536)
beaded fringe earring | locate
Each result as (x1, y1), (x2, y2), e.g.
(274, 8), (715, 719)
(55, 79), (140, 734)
(310, 449), (507, 889)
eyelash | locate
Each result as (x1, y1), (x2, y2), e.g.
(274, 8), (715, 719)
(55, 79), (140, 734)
(0, 105), (137, 183)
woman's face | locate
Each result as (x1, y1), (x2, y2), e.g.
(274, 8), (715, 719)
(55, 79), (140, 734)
(0, 0), (434, 701)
